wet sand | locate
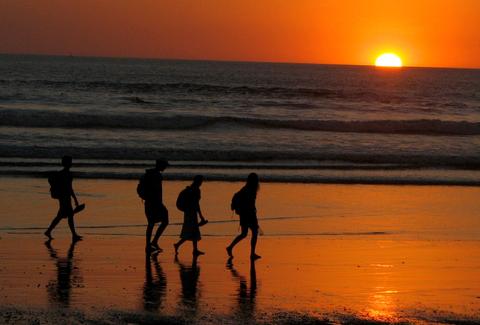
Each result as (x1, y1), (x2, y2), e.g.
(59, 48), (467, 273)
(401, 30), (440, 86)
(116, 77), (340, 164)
(1, 178), (480, 324)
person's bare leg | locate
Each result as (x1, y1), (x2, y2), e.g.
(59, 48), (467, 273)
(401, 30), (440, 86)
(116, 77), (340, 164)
(174, 238), (186, 255)
(67, 213), (82, 241)
(250, 228), (261, 260)
(151, 221), (168, 250)
(145, 223), (154, 252)
(45, 210), (63, 239)
(193, 240), (204, 255)
(226, 226), (248, 257)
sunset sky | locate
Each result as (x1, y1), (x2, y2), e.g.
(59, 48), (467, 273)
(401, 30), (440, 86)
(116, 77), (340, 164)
(1, 0), (479, 68)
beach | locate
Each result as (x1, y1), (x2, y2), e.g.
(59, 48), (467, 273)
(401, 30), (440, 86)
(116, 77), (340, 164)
(1, 55), (479, 324)
(1, 177), (479, 324)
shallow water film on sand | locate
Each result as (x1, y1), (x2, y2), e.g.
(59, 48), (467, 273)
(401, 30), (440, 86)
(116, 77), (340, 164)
(1, 179), (479, 324)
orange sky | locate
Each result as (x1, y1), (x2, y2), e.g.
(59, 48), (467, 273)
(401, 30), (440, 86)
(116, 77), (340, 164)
(1, 0), (479, 68)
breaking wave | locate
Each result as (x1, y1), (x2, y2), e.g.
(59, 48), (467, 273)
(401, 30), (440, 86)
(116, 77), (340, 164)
(1, 108), (479, 135)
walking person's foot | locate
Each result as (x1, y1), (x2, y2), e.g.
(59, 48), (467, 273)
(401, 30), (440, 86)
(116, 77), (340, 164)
(151, 243), (163, 252)
(198, 219), (208, 227)
(72, 235), (82, 242)
(226, 246), (233, 258)
(250, 253), (261, 260)
(44, 231), (52, 240)
(193, 250), (205, 256)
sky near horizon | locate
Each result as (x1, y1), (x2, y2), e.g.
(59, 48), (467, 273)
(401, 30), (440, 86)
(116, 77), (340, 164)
(0, 0), (479, 68)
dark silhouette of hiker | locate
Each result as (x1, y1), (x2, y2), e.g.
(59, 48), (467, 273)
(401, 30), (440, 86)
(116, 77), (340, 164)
(45, 239), (82, 308)
(174, 175), (208, 256)
(143, 253), (167, 312)
(227, 258), (257, 321)
(138, 159), (170, 253)
(175, 254), (201, 317)
(226, 173), (261, 260)
(45, 156), (82, 241)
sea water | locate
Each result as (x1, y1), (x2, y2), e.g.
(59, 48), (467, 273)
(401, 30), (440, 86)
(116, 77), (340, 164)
(1, 54), (479, 184)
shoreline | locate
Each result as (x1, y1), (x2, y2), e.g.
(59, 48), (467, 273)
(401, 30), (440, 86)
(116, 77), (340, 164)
(1, 173), (480, 187)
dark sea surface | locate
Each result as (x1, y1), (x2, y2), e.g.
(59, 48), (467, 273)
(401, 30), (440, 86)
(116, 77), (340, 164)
(1, 54), (479, 184)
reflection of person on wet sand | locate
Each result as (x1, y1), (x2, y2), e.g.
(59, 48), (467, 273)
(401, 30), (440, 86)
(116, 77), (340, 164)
(44, 239), (82, 308)
(45, 155), (83, 241)
(175, 255), (201, 315)
(143, 253), (167, 312)
(227, 173), (261, 260)
(227, 258), (257, 320)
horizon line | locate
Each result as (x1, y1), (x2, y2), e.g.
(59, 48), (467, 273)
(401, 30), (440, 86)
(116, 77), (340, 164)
(1, 52), (479, 71)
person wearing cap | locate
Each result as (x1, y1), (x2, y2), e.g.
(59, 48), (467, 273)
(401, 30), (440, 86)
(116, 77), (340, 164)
(45, 155), (83, 242)
(142, 159), (170, 253)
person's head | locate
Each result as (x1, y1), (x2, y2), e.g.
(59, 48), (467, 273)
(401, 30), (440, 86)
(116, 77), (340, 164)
(155, 159), (169, 171)
(61, 155), (72, 169)
(192, 175), (204, 188)
(245, 172), (259, 193)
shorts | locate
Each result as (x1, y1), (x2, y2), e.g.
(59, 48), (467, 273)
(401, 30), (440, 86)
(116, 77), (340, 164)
(145, 201), (169, 224)
(239, 213), (259, 230)
(58, 198), (73, 218)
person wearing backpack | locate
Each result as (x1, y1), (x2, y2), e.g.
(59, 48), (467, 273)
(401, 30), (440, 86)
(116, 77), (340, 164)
(138, 159), (170, 253)
(226, 173), (261, 260)
(44, 156), (83, 241)
(174, 175), (208, 256)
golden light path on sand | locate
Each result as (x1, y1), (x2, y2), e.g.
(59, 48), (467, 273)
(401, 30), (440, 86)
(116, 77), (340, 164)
(0, 178), (479, 323)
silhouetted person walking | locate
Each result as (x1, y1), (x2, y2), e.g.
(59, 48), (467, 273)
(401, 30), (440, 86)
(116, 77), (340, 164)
(227, 173), (261, 260)
(174, 175), (208, 256)
(138, 159), (169, 253)
(45, 156), (82, 241)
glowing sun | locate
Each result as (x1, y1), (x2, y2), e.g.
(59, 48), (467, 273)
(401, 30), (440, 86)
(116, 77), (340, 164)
(375, 53), (402, 67)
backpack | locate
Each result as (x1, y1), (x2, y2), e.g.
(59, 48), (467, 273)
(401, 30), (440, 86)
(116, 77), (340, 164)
(176, 187), (190, 212)
(137, 175), (147, 200)
(231, 190), (243, 215)
(48, 171), (62, 199)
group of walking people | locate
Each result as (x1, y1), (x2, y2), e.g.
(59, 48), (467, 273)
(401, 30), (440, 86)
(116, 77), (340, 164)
(45, 157), (262, 260)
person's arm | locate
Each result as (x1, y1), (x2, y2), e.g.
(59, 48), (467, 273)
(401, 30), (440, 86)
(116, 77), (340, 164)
(198, 205), (206, 222)
(70, 179), (78, 206)
(196, 191), (206, 222)
(71, 188), (79, 206)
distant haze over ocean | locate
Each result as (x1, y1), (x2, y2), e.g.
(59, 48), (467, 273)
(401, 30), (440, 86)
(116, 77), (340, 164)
(1, 54), (479, 185)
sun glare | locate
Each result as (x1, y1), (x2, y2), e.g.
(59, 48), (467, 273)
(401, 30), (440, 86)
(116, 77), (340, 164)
(375, 53), (402, 67)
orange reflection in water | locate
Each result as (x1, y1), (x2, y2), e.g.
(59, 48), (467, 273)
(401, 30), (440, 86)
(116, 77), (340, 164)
(366, 287), (399, 322)
(0, 178), (479, 323)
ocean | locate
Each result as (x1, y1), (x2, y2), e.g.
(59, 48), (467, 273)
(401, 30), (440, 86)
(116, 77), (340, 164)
(1, 54), (479, 185)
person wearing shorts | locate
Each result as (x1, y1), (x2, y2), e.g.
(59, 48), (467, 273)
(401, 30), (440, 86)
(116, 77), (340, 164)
(45, 156), (82, 242)
(226, 173), (261, 260)
(143, 159), (170, 253)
